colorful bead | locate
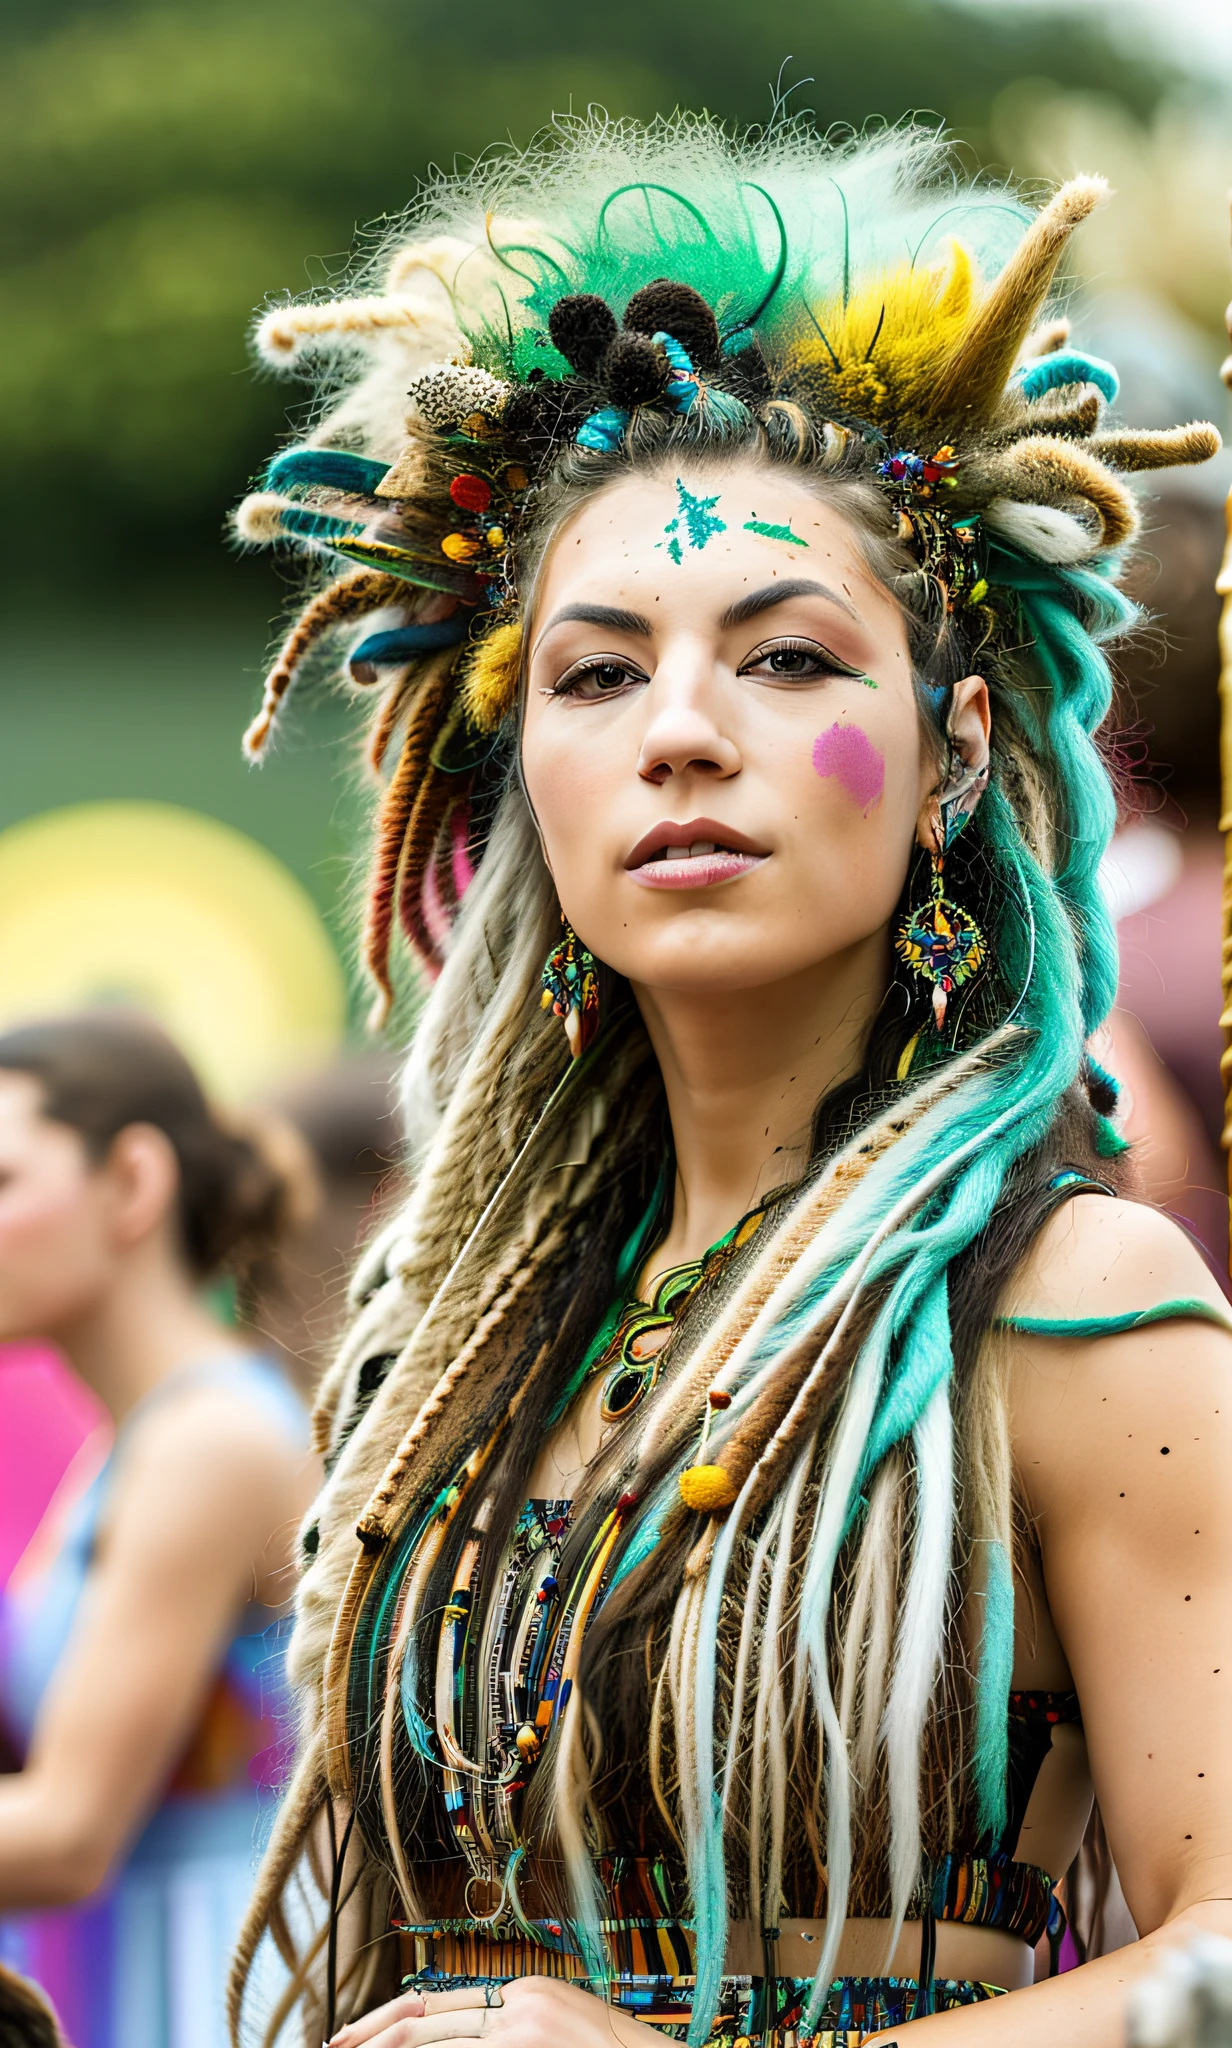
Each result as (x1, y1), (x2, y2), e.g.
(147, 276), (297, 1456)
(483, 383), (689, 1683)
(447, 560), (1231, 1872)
(441, 532), (481, 561)
(449, 473), (492, 512)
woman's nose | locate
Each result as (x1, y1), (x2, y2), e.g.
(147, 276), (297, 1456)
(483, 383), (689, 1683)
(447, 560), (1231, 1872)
(635, 674), (742, 787)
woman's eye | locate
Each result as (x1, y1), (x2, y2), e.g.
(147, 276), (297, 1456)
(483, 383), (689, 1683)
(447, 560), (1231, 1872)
(549, 658), (644, 701)
(740, 638), (863, 683)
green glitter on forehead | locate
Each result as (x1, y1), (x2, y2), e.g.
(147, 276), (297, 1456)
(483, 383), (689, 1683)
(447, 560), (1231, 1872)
(659, 477), (726, 560)
(743, 516), (808, 547)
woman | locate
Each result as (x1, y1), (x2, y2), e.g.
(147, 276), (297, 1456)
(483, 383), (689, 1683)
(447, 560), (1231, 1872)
(0, 1011), (317, 2048)
(228, 120), (1230, 2046)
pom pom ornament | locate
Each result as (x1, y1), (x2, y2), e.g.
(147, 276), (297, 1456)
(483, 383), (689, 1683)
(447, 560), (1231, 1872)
(679, 1465), (739, 1514)
(896, 854), (987, 1030)
(602, 331), (671, 410)
(624, 279), (721, 368)
(548, 293), (618, 374)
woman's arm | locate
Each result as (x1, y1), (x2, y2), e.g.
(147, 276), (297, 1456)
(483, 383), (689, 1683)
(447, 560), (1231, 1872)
(871, 1195), (1232, 2040)
(0, 1385), (311, 1907)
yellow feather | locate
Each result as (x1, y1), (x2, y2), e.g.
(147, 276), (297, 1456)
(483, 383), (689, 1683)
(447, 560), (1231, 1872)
(785, 239), (979, 445)
(459, 617), (522, 731)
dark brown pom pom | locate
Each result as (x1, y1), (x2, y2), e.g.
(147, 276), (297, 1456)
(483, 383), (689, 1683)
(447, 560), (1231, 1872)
(548, 294), (618, 375)
(600, 332), (670, 409)
(503, 378), (592, 460)
(623, 279), (720, 368)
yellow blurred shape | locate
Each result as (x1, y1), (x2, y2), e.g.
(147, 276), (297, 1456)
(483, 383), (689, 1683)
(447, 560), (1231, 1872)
(0, 801), (346, 1100)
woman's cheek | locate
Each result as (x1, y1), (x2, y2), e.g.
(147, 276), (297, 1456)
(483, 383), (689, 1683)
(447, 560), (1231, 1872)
(524, 736), (618, 883)
(810, 719), (886, 816)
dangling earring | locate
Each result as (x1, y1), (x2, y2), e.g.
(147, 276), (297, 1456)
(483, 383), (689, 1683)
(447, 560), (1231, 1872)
(541, 913), (600, 1058)
(895, 843), (985, 1032)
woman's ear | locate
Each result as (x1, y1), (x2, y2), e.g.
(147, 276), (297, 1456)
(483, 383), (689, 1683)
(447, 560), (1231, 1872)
(915, 676), (991, 855)
(102, 1123), (182, 1254)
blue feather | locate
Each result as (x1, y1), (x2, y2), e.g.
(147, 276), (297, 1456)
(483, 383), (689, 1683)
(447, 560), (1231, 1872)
(350, 621), (469, 667)
(266, 447), (391, 496)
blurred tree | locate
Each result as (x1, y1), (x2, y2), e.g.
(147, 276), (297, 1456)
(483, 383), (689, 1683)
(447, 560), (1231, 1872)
(0, 0), (1179, 582)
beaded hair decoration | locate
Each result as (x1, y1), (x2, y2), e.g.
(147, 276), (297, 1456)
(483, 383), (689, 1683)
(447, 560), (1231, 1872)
(233, 155), (1219, 1021)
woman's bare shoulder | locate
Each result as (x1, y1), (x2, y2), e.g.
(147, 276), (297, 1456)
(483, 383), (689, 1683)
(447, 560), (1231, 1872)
(1000, 1191), (1230, 1327)
(997, 1194), (1232, 1527)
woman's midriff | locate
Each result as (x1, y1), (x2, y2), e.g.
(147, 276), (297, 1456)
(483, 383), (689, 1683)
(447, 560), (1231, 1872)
(723, 1917), (1034, 1991)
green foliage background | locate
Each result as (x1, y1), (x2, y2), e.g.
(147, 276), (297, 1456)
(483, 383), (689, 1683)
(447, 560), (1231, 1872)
(0, 0), (1174, 577)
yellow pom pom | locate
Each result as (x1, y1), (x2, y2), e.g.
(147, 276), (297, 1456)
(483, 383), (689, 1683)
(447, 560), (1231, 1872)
(460, 617), (523, 732)
(679, 1465), (738, 1514)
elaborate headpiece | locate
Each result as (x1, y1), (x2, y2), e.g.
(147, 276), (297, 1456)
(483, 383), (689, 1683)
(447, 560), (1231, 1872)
(234, 121), (1218, 1018)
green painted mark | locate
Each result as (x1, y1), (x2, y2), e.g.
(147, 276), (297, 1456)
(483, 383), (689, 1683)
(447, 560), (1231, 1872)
(860, 675), (879, 688)
(659, 477), (726, 560)
(743, 516), (808, 546)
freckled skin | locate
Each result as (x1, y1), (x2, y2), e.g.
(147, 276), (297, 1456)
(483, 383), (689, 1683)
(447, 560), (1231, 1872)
(521, 464), (931, 999)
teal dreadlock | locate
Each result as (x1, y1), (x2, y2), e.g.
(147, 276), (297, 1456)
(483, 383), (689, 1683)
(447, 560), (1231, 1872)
(226, 115), (1220, 2048)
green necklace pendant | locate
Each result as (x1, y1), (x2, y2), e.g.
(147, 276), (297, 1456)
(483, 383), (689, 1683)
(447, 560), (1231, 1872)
(598, 1262), (704, 1423)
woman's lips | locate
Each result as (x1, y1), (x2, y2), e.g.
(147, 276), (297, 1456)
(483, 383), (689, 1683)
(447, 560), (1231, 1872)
(627, 845), (767, 890)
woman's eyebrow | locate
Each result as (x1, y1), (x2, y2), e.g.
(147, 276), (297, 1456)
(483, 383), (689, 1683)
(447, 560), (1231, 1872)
(534, 601), (653, 650)
(720, 579), (861, 629)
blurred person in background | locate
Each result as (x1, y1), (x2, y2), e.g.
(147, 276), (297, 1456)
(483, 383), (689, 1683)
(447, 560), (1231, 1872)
(0, 1012), (318, 2048)
(247, 1052), (402, 1393)
(0, 1961), (66, 2048)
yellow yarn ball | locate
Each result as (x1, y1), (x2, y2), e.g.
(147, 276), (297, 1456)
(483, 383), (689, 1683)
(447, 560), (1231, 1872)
(678, 1465), (738, 1514)
(460, 617), (523, 731)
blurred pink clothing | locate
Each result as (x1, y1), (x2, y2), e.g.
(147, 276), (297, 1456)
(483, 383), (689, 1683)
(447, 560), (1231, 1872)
(0, 1345), (109, 1592)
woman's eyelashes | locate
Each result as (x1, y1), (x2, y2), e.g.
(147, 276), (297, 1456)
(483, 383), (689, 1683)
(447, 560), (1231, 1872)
(542, 654), (648, 701)
(540, 636), (867, 700)
(738, 635), (867, 683)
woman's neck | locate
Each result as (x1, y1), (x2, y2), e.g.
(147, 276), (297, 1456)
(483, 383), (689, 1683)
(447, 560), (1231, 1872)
(51, 1242), (244, 1427)
(633, 929), (890, 1278)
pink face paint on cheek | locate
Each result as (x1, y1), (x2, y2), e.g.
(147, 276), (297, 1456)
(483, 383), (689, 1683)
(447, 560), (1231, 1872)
(811, 721), (885, 814)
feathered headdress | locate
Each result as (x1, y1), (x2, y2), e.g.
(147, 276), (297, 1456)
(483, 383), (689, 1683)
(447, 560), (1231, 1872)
(233, 118), (1219, 1020)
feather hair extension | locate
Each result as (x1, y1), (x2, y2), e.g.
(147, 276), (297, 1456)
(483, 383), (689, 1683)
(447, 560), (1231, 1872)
(1087, 422), (1222, 471)
(929, 177), (1109, 423)
(459, 616), (523, 730)
(981, 498), (1099, 564)
(254, 295), (429, 365)
(978, 435), (1140, 551)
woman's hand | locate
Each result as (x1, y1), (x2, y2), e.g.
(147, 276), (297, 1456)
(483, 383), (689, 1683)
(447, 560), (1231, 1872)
(329, 1977), (661, 2047)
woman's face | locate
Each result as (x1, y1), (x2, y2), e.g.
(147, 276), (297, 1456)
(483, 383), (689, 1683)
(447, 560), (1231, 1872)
(521, 460), (942, 1000)
(0, 1074), (120, 1340)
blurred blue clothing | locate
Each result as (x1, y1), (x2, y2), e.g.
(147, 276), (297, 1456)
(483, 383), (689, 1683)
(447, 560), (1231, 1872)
(0, 1354), (307, 2048)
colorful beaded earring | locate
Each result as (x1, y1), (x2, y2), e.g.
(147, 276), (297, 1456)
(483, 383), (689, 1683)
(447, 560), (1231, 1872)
(895, 853), (985, 1030)
(540, 915), (600, 1058)
(895, 772), (988, 1031)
